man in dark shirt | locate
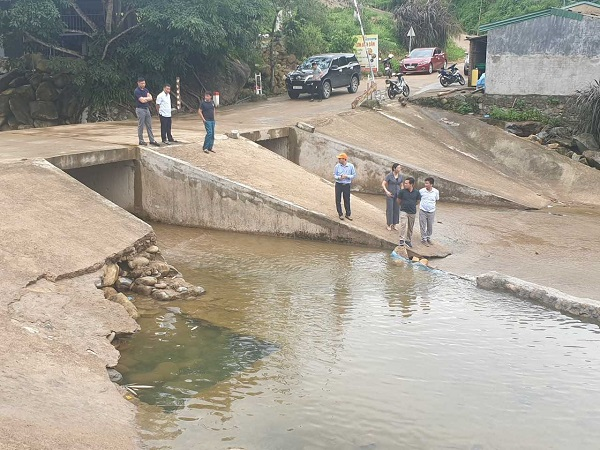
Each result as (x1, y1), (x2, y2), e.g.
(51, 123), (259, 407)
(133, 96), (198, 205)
(134, 77), (160, 146)
(395, 177), (421, 248)
(198, 91), (216, 154)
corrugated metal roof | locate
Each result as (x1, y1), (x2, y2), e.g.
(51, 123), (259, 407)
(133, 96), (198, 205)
(563, 1), (600, 11)
(479, 7), (583, 33)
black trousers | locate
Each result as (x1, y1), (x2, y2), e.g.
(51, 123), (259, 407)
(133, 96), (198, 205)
(159, 115), (174, 142)
(335, 182), (351, 217)
(311, 81), (322, 100)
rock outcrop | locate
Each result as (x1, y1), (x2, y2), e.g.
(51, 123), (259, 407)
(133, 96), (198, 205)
(0, 55), (82, 132)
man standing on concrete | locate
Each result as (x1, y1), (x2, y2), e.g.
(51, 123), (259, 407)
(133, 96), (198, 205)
(134, 77), (160, 146)
(198, 91), (216, 154)
(310, 61), (323, 102)
(333, 152), (356, 220)
(419, 177), (439, 246)
(155, 84), (178, 145)
(382, 163), (404, 231)
(396, 177), (421, 248)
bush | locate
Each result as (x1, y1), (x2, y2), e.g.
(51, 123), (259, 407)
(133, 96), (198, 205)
(574, 79), (600, 144)
(445, 40), (466, 62)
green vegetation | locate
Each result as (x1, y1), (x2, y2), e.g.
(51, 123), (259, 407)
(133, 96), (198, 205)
(1, 0), (270, 108)
(489, 105), (562, 126)
(445, 39), (466, 62)
(574, 80), (600, 143)
(452, 0), (563, 35)
(394, 0), (457, 48)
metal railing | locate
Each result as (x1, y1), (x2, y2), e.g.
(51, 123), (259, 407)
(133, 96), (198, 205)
(61, 14), (104, 33)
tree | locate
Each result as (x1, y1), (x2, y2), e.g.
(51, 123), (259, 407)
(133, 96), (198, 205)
(0, 0), (271, 108)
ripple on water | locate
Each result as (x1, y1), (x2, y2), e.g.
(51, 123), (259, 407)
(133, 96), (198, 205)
(129, 226), (600, 449)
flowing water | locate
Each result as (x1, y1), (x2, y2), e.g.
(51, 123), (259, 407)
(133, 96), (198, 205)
(118, 224), (600, 450)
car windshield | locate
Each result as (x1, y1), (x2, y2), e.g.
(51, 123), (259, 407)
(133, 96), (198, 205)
(409, 49), (433, 58)
(299, 57), (331, 71)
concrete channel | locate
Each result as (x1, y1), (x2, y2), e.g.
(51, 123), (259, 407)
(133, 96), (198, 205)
(243, 125), (526, 208)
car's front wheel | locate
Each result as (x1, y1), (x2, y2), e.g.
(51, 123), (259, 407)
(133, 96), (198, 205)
(428, 63), (433, 74)
(288, 90), (300, 99)
(347, 75), (359, 94)
(320, 80), (332, 99)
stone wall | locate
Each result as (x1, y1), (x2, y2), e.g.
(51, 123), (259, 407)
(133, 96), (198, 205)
(486, 15), (600, 96)
(0, 54), (81, 131)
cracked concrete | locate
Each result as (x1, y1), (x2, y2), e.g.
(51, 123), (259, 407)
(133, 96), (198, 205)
(0, 160), (151, 449)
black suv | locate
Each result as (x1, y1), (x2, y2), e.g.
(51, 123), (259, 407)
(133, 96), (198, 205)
(285, 53), (362, 100)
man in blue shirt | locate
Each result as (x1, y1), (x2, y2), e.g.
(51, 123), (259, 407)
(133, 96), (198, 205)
(134, 77), (160, 146)
(333, 152), (356, 220)
(198, 91), (216, 154)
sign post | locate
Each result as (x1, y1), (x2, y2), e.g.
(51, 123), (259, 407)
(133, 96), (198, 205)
(407, 26), (415, 53)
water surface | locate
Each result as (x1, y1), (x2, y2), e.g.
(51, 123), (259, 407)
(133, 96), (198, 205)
(124, 224), (600, 450)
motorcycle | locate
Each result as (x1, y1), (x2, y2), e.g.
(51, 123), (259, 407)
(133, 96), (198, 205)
(438, 63), (466, 87)
(382, 54), (394, 78)
(386, 73), (410, 99)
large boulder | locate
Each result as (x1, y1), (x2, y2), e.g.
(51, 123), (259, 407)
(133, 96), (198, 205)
(36, 81), (59, 101)
(0, 69), (24, 91)
(27, 72), (44, 90)
(11, 84), (36, 101)
(583, 150), (600, 169)
(7, 115), (19, 129)
(53, 73), (72, 89)
(0, 92), (11, 116)
(29, 101), (58, 120)
(9, 96), (33, 125)
(195, 58), (251, 105)
(8, 76), (28, 89)
(573, 133), (599, 154)
(505, 121), (544, 137)
(33, 119), (60, 128)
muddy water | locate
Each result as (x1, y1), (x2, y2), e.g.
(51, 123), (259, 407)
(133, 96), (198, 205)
(122, 224), (600, 450)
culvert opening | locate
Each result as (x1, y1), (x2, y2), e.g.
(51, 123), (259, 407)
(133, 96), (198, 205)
(46, 151), (140, 214)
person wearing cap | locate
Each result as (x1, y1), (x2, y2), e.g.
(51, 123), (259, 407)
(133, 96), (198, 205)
(333, 153), (356, 220)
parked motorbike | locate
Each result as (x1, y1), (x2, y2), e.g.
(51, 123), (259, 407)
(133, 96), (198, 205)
(386, 73), (410, 99)
(438, 63), (466, 87)
(382, 54), (394, 78)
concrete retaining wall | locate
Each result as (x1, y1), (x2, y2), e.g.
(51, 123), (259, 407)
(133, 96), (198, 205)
(289, 127), (521, 207)
(138, 149), (393, 248)
(486, 15), (600, 96)
(476, 271), (600, 320)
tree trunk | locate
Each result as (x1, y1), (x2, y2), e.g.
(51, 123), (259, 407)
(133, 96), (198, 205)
(105, 0), (114, 34)
(269, 9), (281, 91)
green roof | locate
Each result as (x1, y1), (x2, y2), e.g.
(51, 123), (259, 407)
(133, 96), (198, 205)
(479, 7), (583, 33)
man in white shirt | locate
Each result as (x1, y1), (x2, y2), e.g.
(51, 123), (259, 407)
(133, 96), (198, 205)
(155, 84), (177, 144)
(419, 177), (440, 246)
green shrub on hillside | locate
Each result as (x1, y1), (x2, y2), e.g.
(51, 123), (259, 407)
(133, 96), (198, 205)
(452, 0), (563, 34)
(445, 40), (466, 61)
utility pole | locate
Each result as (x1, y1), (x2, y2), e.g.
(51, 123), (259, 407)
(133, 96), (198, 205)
(352, 0), (375, 84)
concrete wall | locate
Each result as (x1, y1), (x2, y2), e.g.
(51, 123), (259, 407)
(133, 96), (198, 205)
(289, 128), (521, 207)
(486, 15), (600, 95)
(138, 149), (394, 248)
(66, 161), (136, 213)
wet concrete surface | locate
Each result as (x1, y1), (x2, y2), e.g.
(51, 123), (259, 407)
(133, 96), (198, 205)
(357, 193), (600, 300)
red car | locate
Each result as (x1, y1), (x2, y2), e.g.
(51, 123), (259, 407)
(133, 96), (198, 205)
(401, 47), (447, 74)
